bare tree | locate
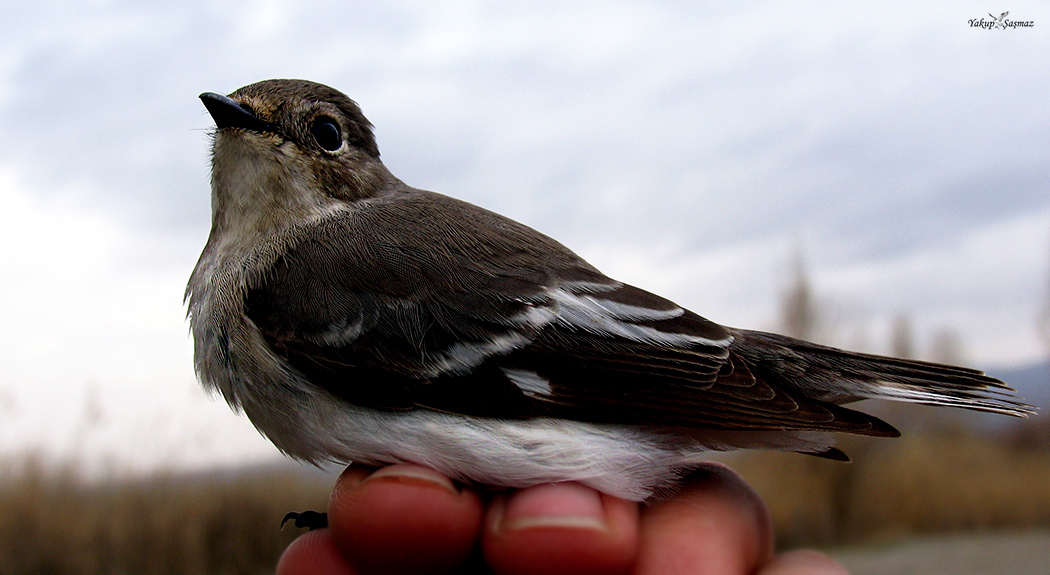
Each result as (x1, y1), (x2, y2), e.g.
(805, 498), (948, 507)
(929, 328), (965, 365)
(781, 249), (819, 341)
(1041, 306), (1050, 356)
(1041, 237), (1050, 357)
(890, 313), (916, 359)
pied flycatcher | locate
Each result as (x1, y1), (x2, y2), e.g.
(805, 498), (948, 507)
(188, 79), (1032, 501)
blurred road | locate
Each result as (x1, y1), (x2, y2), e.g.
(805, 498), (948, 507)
(831, 530), (1050, 575)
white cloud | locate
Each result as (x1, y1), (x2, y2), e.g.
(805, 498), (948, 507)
(0, 166), (276, 474)
(818, 208), (1050, 364)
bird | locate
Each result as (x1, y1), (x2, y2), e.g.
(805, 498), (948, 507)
(188, 79), (1033, 503)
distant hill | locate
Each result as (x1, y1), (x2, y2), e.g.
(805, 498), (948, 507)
(985, 359), (1049, 411)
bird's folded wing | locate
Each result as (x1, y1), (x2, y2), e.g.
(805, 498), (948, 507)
(244, 194), (901, 435)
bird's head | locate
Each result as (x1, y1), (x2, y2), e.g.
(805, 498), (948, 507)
(199, 80), (391, 240)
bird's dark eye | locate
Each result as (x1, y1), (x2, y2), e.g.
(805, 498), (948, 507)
(311, 117), (343, 151)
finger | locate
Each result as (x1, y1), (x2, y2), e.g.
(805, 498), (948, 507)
(758, 550), (850, 575)
(277, 529), (358, 575)
(633, 463), (774, 575)
(327, 464), (485, 575)
(482, 482), (639, 575)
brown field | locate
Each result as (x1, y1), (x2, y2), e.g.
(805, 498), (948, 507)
(0, 459), (330, 575)
(1, 412), (1047, 574)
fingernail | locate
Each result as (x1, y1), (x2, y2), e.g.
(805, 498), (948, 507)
(361, 464), (459, 496)
(495, 482), (608, 532)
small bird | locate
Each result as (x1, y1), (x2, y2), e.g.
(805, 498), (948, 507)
(188, 79), (1033, 502)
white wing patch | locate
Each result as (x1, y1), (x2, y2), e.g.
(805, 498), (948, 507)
(311, 315), (366, 346)
(425, 331), (533, 377)
(421, 281), (731, 379)
(545, 286), (730, 348)
(578, 294), (685, 321)
(502, 368), (553, 398)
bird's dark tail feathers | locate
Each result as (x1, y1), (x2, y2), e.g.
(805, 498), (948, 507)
(729, 329), (1036, 418)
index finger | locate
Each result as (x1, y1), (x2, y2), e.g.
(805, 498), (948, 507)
(327, 464), (485, 574)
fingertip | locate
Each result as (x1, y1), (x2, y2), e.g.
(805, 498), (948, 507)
(331, 463), (377, 493)
(277, 529), (357, 575)
(483, 482), (638, 575)
(327, 464), (484, 575)
(635, 463), (774, 575)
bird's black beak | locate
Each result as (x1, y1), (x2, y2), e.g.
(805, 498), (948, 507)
(200, 92), (274, 132)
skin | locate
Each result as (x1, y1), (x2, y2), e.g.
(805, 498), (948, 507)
(276, 463), (849, 575)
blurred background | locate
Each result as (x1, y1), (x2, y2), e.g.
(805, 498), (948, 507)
(0, 1), (1047, 573)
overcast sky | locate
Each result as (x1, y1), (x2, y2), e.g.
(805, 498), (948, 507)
(1, 1), (1048, 475)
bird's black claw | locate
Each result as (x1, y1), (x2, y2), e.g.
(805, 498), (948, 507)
(281, 510), (329, 530)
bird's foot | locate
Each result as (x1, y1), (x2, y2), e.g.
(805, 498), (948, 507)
(281, 510), (329, 531)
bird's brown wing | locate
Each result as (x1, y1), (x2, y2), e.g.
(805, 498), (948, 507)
(245, 190), (1029, 440)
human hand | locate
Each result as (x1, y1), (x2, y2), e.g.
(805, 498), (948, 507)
(276, 462), (848, 575)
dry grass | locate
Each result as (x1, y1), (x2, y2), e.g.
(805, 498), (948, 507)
(726, 413), (1050, 549)
(0, 459), (330, 575)
(0, 416), (1046, 573)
